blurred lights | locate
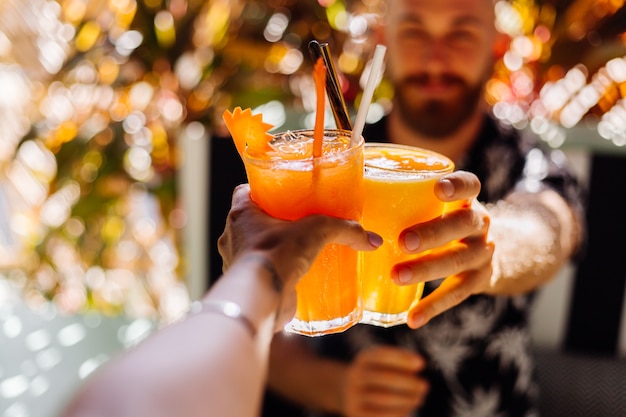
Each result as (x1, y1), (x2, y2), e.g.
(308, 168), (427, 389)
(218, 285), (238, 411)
(75, 21), (101, 52)
(125, 146), (154, 181)
(64, 217), (85, 238)
(598, 99), (626, 146)
(253, 100), (286, 131)
(40, 182), (80, 228)
(511, 71), (534, 97)
(175, 53), (203, 90)
(114, 30), (143, 56)
(62, 0), (87, 23)
(606, 57), (626, 83)
(184, 121), (206, 141)
(495, 0), (524, 36)
(533, 25), (551, 43)
(122, 111), (147, 135)
(539, 65), (589, 114)
(38, 38), (68, 74)
(264, 12), (289, 42)
(503, 50), (523, 71)
(112, 0), (138, 29)
(326, 2), (349, 31)
(98, 56), (120, 84)
(115, 240), (140, 263)
(338, 51), (360, 75)
(154, 10), (175, 47)
(278, 48), (304, 75)
(348, 15), (368, 38)
(16, 140), (57, 183)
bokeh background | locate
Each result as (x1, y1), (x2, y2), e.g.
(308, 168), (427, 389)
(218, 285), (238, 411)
(0, 1), (626, 416)
(0, 0), (624, 322)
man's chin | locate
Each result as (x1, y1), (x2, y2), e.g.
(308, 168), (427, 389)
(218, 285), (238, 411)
(408, 116), (462, 138)
(395, 89), (481, 138)
(396, 101), (463, 138)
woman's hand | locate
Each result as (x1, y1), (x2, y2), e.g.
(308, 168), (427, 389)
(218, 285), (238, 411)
(218, 184), (382, 329)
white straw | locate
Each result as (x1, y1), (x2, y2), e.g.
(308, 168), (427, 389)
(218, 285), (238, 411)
(351, 44), (386, 146)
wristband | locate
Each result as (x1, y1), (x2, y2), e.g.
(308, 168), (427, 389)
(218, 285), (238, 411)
(189, 299), (256, 338)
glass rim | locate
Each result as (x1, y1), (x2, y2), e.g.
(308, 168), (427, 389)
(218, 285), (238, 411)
(242, 128), (364, 166)
(364, 142), (454, 175)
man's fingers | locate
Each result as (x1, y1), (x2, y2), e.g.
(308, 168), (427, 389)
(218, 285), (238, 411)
(392, 240), (494, 285)
(406, 260), (494, 329)
(355, 345), (426, 371)
(347, 346), (429, 417)
(356, 390), (426, 417)
(435, 170), (481, 202)
(399, 206), (490, 253)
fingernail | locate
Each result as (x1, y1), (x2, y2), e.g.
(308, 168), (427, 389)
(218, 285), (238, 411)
(395, 266), (413, 284)
(441, 179), (455, 197)
(367, 231), (383, 248)
(403, 232), (420, 251)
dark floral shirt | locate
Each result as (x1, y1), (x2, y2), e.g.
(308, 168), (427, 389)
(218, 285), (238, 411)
(299, 115), (585, 417)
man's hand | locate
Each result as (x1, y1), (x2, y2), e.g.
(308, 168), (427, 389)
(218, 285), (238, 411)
(390, 171), (494, 329)
(342, 345), (429, 417)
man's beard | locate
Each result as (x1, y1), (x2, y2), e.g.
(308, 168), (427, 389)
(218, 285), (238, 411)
(393, 73), (484, 138)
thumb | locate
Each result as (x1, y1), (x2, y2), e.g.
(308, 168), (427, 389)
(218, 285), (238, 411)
(302, 216), (383, 251)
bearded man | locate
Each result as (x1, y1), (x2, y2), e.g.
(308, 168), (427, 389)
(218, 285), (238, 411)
(261, 1), (585, 416)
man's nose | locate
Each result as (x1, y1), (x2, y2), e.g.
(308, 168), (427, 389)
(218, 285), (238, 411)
(422, 39), (448, 74)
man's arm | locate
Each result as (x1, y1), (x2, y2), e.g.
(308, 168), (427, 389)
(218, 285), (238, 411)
(485, 187), (583, 295)
(396, 171), (584, 329)
(267, 334), (347, 413)
(267, 333), (430, 417)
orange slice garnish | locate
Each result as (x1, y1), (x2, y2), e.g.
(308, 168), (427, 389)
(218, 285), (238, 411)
(222, 107), (274, 158)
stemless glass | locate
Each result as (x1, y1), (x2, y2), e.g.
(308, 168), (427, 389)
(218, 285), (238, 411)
(243, 129), (364, 336)
(360, 143), (454, 327)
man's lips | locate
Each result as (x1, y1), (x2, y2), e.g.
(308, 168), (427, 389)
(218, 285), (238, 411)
(405, 79), (463, 98)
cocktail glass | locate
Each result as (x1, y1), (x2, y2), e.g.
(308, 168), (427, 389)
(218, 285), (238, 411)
(360, 143), (454, 327)
(243, 129), (364, 336)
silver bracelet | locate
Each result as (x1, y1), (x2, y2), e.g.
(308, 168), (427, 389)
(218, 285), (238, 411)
(189, 299), (256, 338)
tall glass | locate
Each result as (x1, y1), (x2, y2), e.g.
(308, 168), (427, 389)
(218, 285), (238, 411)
(243, 129), (364, 336)
(360, 143), (454, 327)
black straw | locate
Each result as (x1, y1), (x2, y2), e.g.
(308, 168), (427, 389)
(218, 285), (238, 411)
(308, 40), (353, 131)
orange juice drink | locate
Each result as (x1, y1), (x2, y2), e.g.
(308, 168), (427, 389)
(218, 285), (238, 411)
(360, 143), (454, 327)
(243, 129), (364, 336)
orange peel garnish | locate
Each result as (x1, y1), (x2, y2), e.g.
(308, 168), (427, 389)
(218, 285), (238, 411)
(222, 107), (274, 158)
(312, 57), (326, 158)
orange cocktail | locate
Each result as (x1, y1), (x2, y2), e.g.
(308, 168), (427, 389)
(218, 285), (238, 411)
(360, 143), (454, 327)
(243, 129), (364, 336)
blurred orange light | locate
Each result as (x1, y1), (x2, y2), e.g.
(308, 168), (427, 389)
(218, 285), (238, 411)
(111, 0), (138, 29)
(55, 120), (79, 144)
(99, 57), (120, 85)
(62, 0), (88, 23)
(338, 51), (360, 75)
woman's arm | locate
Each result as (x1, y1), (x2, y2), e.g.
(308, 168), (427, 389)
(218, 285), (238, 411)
(63, 256), (283, 417)
(62, 184), (381, 417)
